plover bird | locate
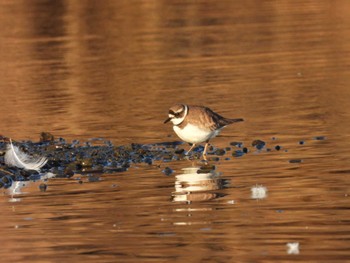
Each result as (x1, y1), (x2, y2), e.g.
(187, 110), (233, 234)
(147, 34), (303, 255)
(164, 104), (243, 159)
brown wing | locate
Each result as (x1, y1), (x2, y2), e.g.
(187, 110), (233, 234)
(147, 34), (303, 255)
(202, 107), (231, 131)
(185, 105), (243, 131)
(201, 107), (244, 131)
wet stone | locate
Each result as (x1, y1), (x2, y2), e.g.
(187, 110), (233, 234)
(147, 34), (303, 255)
(1, 134), (233, 184)
(314, 136), (326, 140)
(174, 148), (185, 155)
(144, 157), (152, 165)
(88, 175), (100, 182)
(0, 175), (12, 189)
(80, 158), (93, 167)
(39, 183), (47, 192)
(162, 167), (173, 176)
(199, 164), (216, 171)
(40, 132), (55, 143)
(58, 137), (66, 144)
(103, 167), (127, 173)
(81, 167), (103, 174)
(197, 168), (214, 174)
(233, 150), (245, 157)
(214, 148), (226, 156)
(208, 157), (220, 162)
(20, 169), (39, 178)
(230, 142), (243, 148)
(162, 154), (173, 162)
(208, 145), (215, 152)
(289, 159), (303, 163)
(252, 140), (266, 150)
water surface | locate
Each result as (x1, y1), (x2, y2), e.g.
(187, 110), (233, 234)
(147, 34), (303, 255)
(0, 1), (349, 262)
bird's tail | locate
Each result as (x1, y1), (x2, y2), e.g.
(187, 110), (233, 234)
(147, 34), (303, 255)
(217, 117), (244, 127)
(231, 118), (244, 123)
(225, 118), (244, 124)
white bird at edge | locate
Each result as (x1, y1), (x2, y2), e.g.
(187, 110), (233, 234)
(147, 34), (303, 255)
(4, 139), (48, 171)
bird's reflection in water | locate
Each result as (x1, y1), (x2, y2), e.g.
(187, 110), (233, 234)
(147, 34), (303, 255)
(172, 164), (229, 203)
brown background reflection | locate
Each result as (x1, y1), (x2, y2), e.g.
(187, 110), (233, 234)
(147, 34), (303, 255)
(0, 1), (349, 262)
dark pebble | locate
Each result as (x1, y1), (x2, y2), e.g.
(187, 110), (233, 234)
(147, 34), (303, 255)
(20, 169), (39, 178)
(252, 139), (266, 150)
(2, 134), (226, 182)
(144, 157), (152, 165)
(197, 164), (216, 173)
(215, 149), (226, 156)
(208, 157), (220, 162)
(64, 168), (75, 178)
(153, 141), (183, 147)
(289, 159), (303, 163)
(88, 175), (100, 182)
(29, 174), (43, 181)
(174, 148), (185, 155)
(40, 132), (55, 142)
(162, 167), (173, 176)
(79, 158), (93, 167)
(233, 150), (244, 157)
(230, 142), (243, 148)
(197, 169), (211, 174)
(0, 175), (12, 189)
(71, 139), (80, 146)
(104, 166), (128, 173)
(275, 145), (281, 151)
(299, 141), (305, 145)
(194, 145), (204, 152)
(39, 183), (47, 192)
(162, 155), (173, 162)
(200, 164), (216, 170)
(314, 136), (326, 140)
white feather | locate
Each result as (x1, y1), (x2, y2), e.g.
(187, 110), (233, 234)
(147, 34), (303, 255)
(4, 139), (47, 171)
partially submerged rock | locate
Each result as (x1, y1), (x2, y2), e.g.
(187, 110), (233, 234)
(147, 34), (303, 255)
(3, 133), (318, 189)
(0, 136), (197, 188)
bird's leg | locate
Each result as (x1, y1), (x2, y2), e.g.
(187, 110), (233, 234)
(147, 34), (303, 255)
(186, 144), (196, 155)
(203, 141), (209, 161)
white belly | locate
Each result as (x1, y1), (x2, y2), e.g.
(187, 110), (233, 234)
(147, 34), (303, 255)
(173, 124), (221, 144)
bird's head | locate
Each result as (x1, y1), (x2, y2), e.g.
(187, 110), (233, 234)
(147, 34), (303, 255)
(164, 104), (188, 125)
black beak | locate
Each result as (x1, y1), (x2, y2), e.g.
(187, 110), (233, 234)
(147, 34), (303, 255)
(164, 117), (171, 124)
